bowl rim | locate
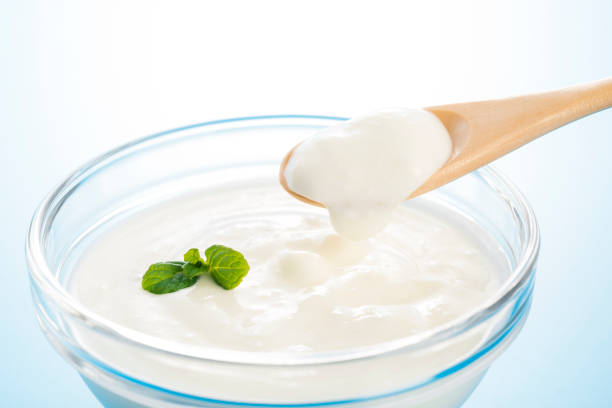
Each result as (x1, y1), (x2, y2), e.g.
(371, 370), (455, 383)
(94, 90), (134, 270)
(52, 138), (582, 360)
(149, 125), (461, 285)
(26, 114), (540, 367)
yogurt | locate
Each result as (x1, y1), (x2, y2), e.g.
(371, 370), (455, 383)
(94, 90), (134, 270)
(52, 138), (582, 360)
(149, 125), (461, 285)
(71, 183), (500, 354)
(284, 109), (452, 240)
(67, 111), (503, 405)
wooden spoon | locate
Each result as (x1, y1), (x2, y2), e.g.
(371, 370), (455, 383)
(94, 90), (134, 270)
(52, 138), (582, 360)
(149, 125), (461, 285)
(280, 78), (612, 207)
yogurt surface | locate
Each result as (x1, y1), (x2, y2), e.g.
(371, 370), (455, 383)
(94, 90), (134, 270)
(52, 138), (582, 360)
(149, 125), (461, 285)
(284, 109), (452, 240)
(71, 182), (501, 353)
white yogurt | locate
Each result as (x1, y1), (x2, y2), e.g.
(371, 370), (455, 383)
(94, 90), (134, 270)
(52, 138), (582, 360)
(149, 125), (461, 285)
(68, 175), (508, 404)
(72, 184), (500, 354)
(66, 108), (501, 404)
(284, 109), (452, 240)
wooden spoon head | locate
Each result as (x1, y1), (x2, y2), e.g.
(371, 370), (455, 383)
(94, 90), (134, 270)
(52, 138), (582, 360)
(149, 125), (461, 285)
(279, 143), (324, 207)
(279, 111), (463, 205)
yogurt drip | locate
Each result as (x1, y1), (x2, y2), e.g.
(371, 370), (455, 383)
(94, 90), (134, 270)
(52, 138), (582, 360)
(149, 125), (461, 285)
(284, 109), (452, 240)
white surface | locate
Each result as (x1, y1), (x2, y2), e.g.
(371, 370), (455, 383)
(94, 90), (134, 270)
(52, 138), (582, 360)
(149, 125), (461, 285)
(285, 109), (451, 239)
(70, 180), (503, 403)
(72, 181), (500, 353)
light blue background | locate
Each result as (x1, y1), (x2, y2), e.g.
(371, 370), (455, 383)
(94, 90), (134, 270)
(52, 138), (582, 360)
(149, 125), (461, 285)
(1, 1), (611, 406)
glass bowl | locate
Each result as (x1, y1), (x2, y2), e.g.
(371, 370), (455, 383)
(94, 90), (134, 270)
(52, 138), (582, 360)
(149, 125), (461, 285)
(26, 115), (539, 408)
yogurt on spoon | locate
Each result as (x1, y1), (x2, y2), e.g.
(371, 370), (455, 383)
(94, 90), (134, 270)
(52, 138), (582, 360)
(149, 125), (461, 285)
(284, 109), (452, 240)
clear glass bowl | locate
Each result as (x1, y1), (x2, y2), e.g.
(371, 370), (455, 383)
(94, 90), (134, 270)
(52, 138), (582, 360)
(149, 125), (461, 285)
(26, 115), (539, 408)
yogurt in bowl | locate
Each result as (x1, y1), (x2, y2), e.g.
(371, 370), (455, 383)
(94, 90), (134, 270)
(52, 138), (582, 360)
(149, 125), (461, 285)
(27, 115), (538, 408)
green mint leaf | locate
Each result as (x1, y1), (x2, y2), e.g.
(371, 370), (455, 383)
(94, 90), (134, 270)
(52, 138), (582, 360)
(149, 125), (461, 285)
(204, 245), (250, 290)
(142, 261), (198, 294)
(184, 248), (205, 265)
(183, 262), (208, 280)
(142, 245), (250, 294)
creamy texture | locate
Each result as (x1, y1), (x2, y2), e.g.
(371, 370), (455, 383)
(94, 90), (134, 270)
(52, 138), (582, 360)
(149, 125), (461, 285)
(284, 109), (452, 240)
(71, 183), (500, 353)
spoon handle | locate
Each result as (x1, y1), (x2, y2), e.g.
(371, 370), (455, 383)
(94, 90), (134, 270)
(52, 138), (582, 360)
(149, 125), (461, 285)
(413, 78), (612, 197)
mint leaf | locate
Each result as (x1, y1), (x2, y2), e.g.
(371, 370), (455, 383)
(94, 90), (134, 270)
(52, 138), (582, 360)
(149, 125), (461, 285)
(142, 261), (198, 294)
(184, 248), (205, 265)
(182, 248), (208, 279)
(205, 245), (250, 290)
(142, 245), (250, 294)
(183, 262), (208, 280)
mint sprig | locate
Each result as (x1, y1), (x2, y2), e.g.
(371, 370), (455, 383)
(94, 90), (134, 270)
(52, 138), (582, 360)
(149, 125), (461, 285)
(142, 246), (249, 294)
